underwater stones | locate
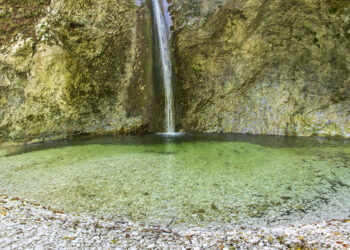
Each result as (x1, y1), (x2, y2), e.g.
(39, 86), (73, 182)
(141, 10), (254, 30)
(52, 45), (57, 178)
(1, 134), (349, 227)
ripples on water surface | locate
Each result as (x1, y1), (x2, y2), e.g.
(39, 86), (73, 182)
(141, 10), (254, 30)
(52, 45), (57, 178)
(0, 134), (349, 228)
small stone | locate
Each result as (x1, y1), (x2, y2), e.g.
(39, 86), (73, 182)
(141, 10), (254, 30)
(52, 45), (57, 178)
(268, 235), (273, 243)
(147, 244), (155, 249)
(62, 236), (76, 241)
(53, 210), (64, 214)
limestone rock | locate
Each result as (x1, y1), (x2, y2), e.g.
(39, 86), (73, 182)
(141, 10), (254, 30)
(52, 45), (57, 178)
(0, 0), (154, 143)
(171, 0), (350, 137)
(1, 0), (350, 143)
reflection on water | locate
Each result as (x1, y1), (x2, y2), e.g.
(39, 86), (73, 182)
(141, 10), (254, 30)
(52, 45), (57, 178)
(0, 134), (349, 228)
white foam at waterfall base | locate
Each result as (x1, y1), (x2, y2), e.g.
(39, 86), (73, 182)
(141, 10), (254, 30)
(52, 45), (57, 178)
(152, 0), (175, 133)
(156, 132), (186, 137)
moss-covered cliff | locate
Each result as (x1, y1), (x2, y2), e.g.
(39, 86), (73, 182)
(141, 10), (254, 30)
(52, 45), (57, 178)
(171, 0), (350, 137)
(0, 0), (157, 143)
(1, 0), (350, 143)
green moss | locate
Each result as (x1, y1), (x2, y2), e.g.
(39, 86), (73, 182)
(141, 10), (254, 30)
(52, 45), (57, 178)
(0, 0), (50, 46)
(3, 0), (48, 4)
(0, 92), (5, 107)
(170, 0), (350, 137)
(327, 0), (350, 14)
(14, 42), (33, 59)
(64, 61), (97, 107)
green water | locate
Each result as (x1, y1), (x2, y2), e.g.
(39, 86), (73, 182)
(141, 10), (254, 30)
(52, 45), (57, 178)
(0, 134), (349, 228)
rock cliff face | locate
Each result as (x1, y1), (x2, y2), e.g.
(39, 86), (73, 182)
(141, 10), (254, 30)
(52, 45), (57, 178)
(0, 0), (157, 143)
(171, 0), (350, 137)
(0, 0), (349, 143)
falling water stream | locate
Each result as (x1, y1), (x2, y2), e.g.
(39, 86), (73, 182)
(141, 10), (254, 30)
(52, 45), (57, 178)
(152, 0), (175, 133)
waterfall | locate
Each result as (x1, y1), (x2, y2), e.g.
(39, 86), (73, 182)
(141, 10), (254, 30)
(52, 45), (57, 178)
(152, 0), (175, 133)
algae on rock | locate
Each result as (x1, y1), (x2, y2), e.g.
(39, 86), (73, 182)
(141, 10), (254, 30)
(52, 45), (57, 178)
(0, 0), (155, 143)
(170, 0), (350, 137)
(1, 0), (350, 142)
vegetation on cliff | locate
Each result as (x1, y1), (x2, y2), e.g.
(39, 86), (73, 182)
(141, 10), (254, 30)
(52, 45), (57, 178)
(0, 0), (155, 143)
(0, 0), (349, 143)
(171, 0), (350, 137)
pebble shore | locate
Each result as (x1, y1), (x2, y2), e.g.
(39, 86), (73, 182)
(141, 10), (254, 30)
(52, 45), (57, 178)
(0, 194), (349, 249)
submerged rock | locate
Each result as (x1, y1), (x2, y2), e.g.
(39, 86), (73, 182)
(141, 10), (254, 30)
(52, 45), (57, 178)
(170, 0), (350, 137)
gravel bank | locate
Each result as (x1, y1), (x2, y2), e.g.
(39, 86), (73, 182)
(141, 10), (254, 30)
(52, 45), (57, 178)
(0, 194), (349, 249)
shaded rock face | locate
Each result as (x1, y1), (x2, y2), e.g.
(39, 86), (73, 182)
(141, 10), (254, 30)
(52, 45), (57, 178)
(171, 0), (350, 137)
(0, 0), (158, 143)
(1, 0), (350, 143)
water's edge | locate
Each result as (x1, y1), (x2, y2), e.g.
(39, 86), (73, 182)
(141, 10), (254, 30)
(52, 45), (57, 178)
(1, 134), (349, 229)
